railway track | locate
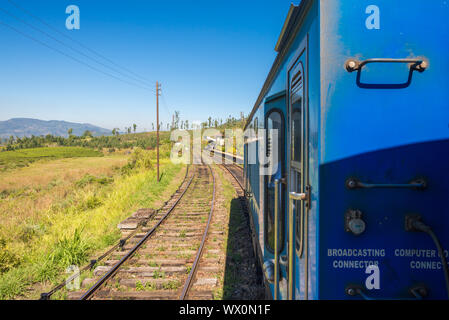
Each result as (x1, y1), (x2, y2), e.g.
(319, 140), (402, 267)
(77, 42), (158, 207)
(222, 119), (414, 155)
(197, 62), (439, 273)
(67, 164), (217, 300)
(221, 164), (244, 189)
(219, 164), (247, 227)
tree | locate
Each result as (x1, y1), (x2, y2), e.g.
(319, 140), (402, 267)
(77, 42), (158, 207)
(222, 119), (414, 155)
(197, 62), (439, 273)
(68, 128), (73, 136)
(152, 123), (154, 131)
(133, 124), (137, 133)
(174, 111), (180, 129)
(208, 117), (212, 128)
(83, 130), (93, 138)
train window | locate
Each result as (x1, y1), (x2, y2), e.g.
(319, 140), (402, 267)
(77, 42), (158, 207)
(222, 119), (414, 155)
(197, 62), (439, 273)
(291, 69), (303, 170)
(289, 59), (305, 254)
(254, 117), (259, 136)
(264, 110), (285, 253)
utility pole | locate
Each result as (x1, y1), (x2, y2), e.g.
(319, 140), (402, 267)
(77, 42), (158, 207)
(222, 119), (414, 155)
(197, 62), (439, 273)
(156, 81), (160, 182)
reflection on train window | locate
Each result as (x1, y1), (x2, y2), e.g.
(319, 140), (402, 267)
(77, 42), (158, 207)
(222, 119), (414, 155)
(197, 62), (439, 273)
(291, 107), (302, 168)
(290, 68), (302, 170)
(254, 117), (258, 136)
(289, 60), (305, 253)
(265, 110), (285, 253)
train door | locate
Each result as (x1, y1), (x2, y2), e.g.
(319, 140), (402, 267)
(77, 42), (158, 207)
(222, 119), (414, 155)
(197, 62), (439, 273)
(286, 37), (310, 300)
(262, 94), (286, 300)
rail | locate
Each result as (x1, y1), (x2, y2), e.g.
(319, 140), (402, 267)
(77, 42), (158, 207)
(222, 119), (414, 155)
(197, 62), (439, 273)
(40, 165), (191, 300)
(79, 166), (196, 300)
(180, 165), (216, 299)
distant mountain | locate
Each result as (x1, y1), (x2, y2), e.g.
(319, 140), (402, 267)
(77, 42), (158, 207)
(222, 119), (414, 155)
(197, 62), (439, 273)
(0, 118), (111, 139)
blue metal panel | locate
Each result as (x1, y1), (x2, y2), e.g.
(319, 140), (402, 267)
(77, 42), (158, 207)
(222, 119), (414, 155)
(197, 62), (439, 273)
(319, 139), (449, 299)
(319, 0), (449, 299)
(320, 0), (449, 163)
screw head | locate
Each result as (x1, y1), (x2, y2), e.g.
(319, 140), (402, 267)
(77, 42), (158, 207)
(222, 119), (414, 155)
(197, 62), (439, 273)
(346, 287), (356, 296)
(348, 218), (366, 236)
(419, 61), (428, 70)
(346, 60), (358, 72)
(346, 179), (357, 189)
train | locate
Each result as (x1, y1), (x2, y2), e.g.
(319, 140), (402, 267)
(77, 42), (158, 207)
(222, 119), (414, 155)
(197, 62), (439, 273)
(242, 0), (449, 300)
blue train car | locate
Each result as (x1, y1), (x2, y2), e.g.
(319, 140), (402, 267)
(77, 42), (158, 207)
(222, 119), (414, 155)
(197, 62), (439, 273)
(243, 0), (449, 300)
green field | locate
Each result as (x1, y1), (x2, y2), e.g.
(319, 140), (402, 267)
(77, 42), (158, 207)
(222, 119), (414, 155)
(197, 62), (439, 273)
(0, 147), (103, 171)
(0, 144), (184, 299)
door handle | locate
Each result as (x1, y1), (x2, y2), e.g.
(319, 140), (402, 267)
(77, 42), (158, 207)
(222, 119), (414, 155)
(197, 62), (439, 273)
(287, 191), (307, 300)
(290, 192), (307, 255)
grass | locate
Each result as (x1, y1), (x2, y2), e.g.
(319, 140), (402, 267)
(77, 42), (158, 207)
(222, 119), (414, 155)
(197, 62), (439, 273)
(136, 280), (156, 291)
(0, 146), (185, 299)
(0, 147), (103, 171)
(163, 280), (180, 290)
(153, 269), (165, 279)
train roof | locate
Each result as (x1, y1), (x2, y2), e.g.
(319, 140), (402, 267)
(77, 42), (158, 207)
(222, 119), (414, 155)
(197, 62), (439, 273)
(244, 0), (313, 130)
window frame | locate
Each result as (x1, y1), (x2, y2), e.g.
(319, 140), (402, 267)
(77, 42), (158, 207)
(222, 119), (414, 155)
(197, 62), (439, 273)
(263, 108), (286, 254)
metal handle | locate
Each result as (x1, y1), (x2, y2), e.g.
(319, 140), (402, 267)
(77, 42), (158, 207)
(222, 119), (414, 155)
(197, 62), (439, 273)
(345, 58), (428, 73)
(345, 58), (428, 89)
(346, 178), (427, 190)
(287, 192), (306, 300)
(346, 285), (427, 300)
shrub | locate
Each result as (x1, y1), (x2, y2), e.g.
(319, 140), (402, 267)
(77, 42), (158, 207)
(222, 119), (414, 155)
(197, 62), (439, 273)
(75, 174), (113, 188)
(81, 195), (103, 210)
(48, 229), (90, 267)
(33, 259), (60, 283)
(0, 269), (28, 299)
(0, 238), (21, 274)
(121, 148), (152, 175)
(18, 223), (45, 243)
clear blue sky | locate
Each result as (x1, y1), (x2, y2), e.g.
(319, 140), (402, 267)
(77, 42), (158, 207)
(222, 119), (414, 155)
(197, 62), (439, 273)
(0, 0), (296, 131)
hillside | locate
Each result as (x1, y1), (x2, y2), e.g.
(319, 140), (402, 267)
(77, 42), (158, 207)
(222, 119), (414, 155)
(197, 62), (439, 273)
(0, 118), (111, 139)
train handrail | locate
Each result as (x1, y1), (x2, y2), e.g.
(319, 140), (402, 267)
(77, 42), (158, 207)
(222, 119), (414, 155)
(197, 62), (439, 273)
(346, 285), (427, 301)
(287, 191), (307, 300)
(274, 179), (280, 300)
(345, 58), (428, 73)
(346, 178), (427, 190)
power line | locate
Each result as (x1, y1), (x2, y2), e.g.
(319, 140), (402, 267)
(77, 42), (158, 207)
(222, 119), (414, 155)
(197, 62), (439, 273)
(0, 20), (153, 91)
(6, 0), (154, 86)
(0, 6), (154, 90)
(160, 89), (173, 117)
